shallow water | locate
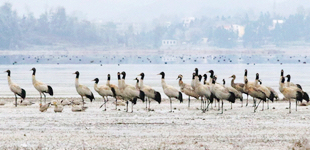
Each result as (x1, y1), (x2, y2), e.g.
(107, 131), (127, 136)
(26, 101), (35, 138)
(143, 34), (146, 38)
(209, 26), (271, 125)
(0, 64), (309, 99)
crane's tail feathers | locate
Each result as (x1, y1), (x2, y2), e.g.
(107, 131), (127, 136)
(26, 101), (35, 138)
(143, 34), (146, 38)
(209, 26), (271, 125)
(111, 87), (116, 97)
(303, 92), (309, 102)
(20, 89), (26, 99)
(139, 90), (145, 102)
(209, 94), (214, 104)
(296, 91), (303, 102)
(86, 92), (95, 102)
(154, 91), (161, 104)
(239, 95), (243, 102)
(296, 84), (303, 90)
(269, 91), (275, 102)
(228, 92), (236, 103)
(132, 97), (138, 105)
(178, 92), (183, 103)
(47, 85), (53, 96)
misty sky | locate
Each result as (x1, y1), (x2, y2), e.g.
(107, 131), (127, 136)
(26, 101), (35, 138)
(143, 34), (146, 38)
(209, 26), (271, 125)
(4, 0), (309, 22)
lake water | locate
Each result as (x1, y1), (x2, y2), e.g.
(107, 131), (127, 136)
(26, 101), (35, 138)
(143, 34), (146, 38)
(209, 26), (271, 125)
(1, 64), (309, 99)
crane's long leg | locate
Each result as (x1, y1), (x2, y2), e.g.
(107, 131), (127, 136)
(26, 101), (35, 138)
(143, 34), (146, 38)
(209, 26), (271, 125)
(246, 94), (249, 107)
(43, 93), (46, 104)
(203, 97), (206, 112)
(267, 100), (269, 109)
(104, 97), (107, 111)
(218, 100), (223, 114)
(296, 100), (298, 111)
(188, 96), (190, 108)
(81, 96), (85, 108)
(262, 101), (264, 111)
(289, 99), (291, 113)
(252, 97), (256, 107)
(131, 101), (134, 113)
(169, 98), (172, 112)
(148, 99), (151, 111)
(200, 97), (203, 110)
(145, 97), (148, 111)
(14, 94), (17, 107)
(254, 100), (262, 112)
(40, 93), (42, 104)
(231, 102), (232, 109)
(126, 101), (129, 112)
(115, 97), (117, 110)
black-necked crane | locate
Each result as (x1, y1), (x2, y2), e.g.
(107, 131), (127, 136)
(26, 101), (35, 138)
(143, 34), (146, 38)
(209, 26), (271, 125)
(286, 74), (309, 101)
(31, 68), (53, 104)
(279, 76), (306, 113)
(134, 77), (140, 90)
(258, 79), (279, 106)
(120, 71), (145, 112)
(210, 77), (235, 114)
(192, 68), (214, 112)
(73, 71), (95, 108)
(138, 73), (161, 111)
(203, 74), (208, 85)
(244, 79), (267, 112)
(177, 74), (199, 108)
(230, 74), (246, 107)
(254, 73), (275, 111)
(244, 69), (256, 107)
(158, 72), (182, 112)
(93, 78), (114, 111)
(222, 79), (243, 109)
(206, 70), (221, 108)
(284, 72), (302, 89)
(5, 70), (26, 107)
(106, 74), (120, 110)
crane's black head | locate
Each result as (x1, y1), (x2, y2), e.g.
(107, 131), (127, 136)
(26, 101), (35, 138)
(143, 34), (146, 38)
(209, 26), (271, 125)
(281, 76), (285, 83)
(212, 76), (217, 84)
(139, 72), (145, 79)
(244, 69), (248, 76)
(245, 78), (248, 84)
(203, 74), (207, 80)
(255, 73), (259, 80)
(281, 69), (284, 76)
(158, 72), (165, 79)
(177, 74), (183, 80)
(117, 72), (121, 80)
(258, 79), (262, 85)
(223, 79), (225, 85)
(194, 68), (198, 75)
(286, 74), (291, 82)
(208, 70), (214, 78)
(107, 74), (111, 80)
(93, 78), (99, 83)
(121, 71), (126, 79)
(198, 74), (202, 82)
(192, 73), (195, 79)
(73, 71), (80, 78)
(31, 67), (36, 75)
(5, 70), (10, 76)
(134, 77), (139, 82)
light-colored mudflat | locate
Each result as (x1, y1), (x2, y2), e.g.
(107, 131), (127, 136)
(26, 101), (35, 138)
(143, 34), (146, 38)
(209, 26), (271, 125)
(0, 97), (309, 149)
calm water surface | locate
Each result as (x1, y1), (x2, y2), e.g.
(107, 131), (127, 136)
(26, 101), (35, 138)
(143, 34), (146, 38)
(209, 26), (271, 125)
(0, 64), (309, 99)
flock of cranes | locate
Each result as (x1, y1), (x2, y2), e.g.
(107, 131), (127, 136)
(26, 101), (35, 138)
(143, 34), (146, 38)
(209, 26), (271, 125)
(4, 67), (310, 114)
